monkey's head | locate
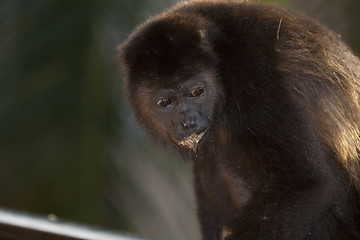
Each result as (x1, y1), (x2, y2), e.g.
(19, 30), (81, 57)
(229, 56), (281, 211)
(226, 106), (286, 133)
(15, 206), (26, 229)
(119, 13), (223, 152)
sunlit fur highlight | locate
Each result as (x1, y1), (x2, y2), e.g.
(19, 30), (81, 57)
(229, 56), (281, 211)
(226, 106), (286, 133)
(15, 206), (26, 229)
(275, 14), (360, 189)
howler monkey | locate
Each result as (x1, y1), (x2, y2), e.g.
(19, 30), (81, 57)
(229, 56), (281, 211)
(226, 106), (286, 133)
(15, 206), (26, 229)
(119, 1), (360, 239)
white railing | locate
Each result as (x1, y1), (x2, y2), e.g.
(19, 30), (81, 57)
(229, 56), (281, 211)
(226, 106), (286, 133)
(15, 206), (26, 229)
(0, 208), (145, 240)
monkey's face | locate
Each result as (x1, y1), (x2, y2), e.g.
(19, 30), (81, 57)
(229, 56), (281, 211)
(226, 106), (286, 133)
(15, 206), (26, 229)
(135, 71), (219, 152)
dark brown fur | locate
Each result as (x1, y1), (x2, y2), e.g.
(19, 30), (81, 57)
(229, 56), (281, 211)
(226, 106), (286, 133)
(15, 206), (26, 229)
(119, 1), (360, 239)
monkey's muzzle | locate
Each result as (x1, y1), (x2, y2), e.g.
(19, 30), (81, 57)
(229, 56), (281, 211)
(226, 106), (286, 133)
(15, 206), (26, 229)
(177, 131), (206, 152)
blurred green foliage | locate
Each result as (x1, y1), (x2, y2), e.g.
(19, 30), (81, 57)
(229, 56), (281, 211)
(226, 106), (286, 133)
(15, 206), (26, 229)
(0, 0), (118, 224)
(0, 0), (359, 240)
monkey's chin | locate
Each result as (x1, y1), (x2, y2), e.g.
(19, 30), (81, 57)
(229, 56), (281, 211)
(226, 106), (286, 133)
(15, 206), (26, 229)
(176, 131), (207, 153)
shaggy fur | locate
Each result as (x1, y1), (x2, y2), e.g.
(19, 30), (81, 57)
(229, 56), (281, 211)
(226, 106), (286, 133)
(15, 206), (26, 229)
(119, 1), (360, 239)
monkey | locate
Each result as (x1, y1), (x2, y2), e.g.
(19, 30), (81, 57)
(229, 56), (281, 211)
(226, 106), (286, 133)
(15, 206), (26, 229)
(118, 1), (360, 239)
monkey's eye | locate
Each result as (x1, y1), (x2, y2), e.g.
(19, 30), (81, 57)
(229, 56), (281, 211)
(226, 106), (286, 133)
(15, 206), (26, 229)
(190, 87), (204, 97)
(156, 98), (172, 108)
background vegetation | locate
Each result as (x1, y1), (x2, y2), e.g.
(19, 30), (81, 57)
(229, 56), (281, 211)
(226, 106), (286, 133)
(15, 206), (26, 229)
(0, 0), (359, 239)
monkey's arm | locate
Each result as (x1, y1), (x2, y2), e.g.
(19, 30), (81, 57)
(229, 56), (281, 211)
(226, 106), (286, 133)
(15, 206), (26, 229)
(194, 172), (223, 240)
(224, 156), (351, 240)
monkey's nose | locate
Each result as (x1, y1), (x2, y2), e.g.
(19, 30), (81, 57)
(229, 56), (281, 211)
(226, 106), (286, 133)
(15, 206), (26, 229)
(181, 119), (197, 129)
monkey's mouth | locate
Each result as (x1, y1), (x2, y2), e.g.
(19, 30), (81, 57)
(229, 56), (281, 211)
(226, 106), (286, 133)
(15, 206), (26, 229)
(176, 130), (208, 152)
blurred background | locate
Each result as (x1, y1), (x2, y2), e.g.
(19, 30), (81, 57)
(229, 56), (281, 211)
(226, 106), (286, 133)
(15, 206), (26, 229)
(0, 0), (359, 239)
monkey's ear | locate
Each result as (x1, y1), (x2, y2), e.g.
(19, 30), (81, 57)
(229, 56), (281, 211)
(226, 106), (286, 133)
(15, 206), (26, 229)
(117, 40), (138, 68)
(116, 44), (122, 59)
(117, 44), (128, 65)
